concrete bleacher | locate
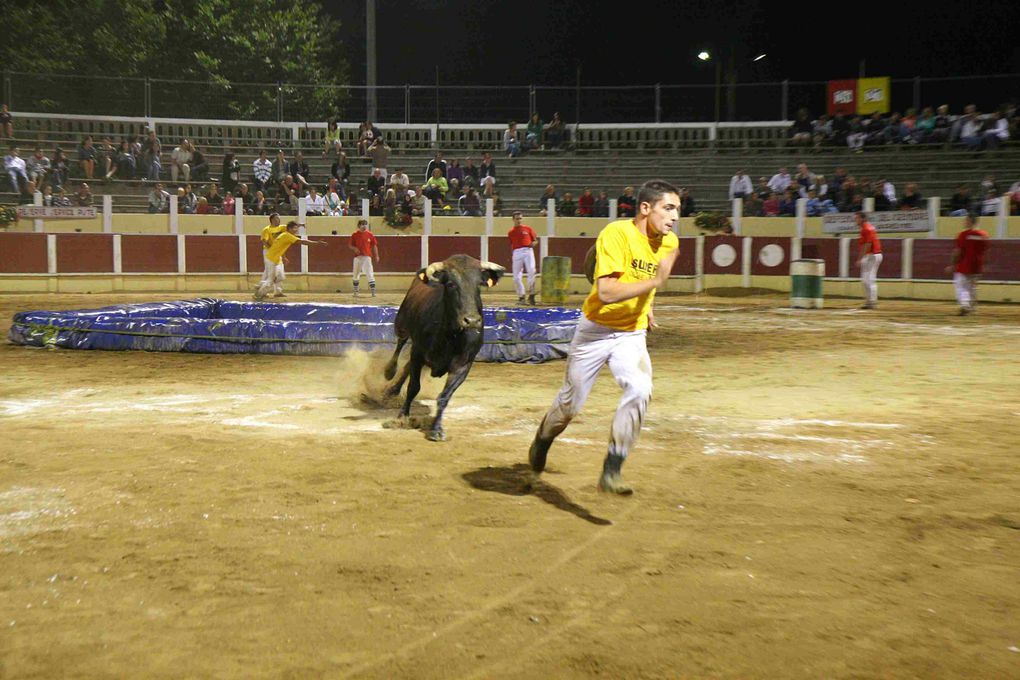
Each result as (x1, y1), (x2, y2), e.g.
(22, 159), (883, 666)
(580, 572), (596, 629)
(4, 113), (1020, 217)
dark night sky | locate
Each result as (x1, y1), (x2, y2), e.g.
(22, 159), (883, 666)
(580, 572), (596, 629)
(325, 0), (1020, 87)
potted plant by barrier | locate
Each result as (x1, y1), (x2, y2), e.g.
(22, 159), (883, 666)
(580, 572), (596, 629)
(693, 211), (733, 234)
(0, 205), (18, 230)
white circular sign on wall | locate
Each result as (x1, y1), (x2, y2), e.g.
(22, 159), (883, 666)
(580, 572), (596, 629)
(758, 244), (785, 268)
(711, 243), (737, 268)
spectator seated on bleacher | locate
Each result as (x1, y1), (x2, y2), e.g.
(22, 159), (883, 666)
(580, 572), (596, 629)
(813, 175), (829, 200)
(331, 151), (351, 187)
(221, 151), (241, 194)
(729, 168), (752, 200)
(526, 114), (543, 150)
(593, 190), (609, 218)
(75, 182), (93, 207)
(196, 196), (212, 215)
(788, 109), (813, 146)
(323, 119), (342, 159)
(447, 178), (462, 202)
(96, 137), (116, 181)
(812, 115), (831, 148)
(205, 183), (223, 211)
(305, 187), (325, 216)
(767, 167), (791, 195)
(366, 168), (386, 198)
(251, 190), (271, 216)
(899, 183), (923, 210)
(948, 184), (972, 216)
(742, 192), (762, 217)
(389, 168), (409, 196)
(847, 116), (866, 152)
(408, 187), (425, 217)
(423, 168), (449, 206)
(981, 189), (1000, 215)
(794, 163), (815, 198)
(189, 145), (209, 181)
(459, 186), (481, 216)
(984, 111), (1010, 149)
(538, 184), (557, 216)
(369, 137), (390, 180)
(805, 189), (837, 216)
(236, 183), (254, 212)
(171, 140), (193, 183)
(324, 182), (345, 217)
(445, 159), (463, 187)
(357, 121), (382, 157)
(479, 152), (496, 194)
(77, 136), (97, 180)
(762, 192), (779, 217)
(617, 186), (636, 217)
(829, 113), (850, 147)
(4, 146), (29, 194)
(425, 152), (447, 182)
(881, 113), (907, 145)
(577, 187), (594, 217)
(253, 150), (272, 193)
(863, 113), (888, 147)
(112, 141), (135, 180)
(289, 151), (310, 191)
(558, 192), (576, 217)
(181, 185), (198, 214)
(504, 121), (521, 158)
(272, 150), (289, 188)
(778, 189), (796, 216)
(544, 112), (565, 150)
(680, 188), (697, 217)
(461, 157), (478, 187)
(0, 104), (11, 138)
(222, 192), (235, 216)
(141, 130), (161, 181)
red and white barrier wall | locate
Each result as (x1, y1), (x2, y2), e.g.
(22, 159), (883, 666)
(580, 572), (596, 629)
(1, 233), (1018, 301)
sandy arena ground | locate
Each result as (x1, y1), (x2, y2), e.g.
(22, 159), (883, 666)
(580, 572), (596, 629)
(0, 289), (1018, 679)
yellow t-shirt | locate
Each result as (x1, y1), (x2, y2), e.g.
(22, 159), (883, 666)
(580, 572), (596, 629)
(581, 219), (679, 331)
(265, 230), (300, 265)
(261, 224), (286, 251)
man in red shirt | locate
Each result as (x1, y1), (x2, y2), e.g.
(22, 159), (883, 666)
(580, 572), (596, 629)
(946, 213), (990, 315)
(349, 219), (380, 297)
(856, 211), (882, 309)
(507, 210), (539, 304)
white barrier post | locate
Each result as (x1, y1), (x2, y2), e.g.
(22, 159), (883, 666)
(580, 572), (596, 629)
(839, 237), (850, 278)
(694, 234), (705, 293)
(234, 197), (244, 235)
(238, 233), (247, 276)
(791, 237), (802, 262)
(731, 198), (742, 236)
(297, 198), (308, 275)
(113, 234), (122, 274)
(795, 198), (807, 238)
(543, 199), (555, 262)
(609, 198), (618, 220)
(47, 234), (56, 273)
(169, 194), (179, 234)
(424, 200), (432, 236)
(997, 196), (1009, 239)
(926, 196), (940, 238)
(361, 198), (370, 221)
(481, 198), (494, 264)
(103, 195), (113, 233)
(902, 238), (913, 280)
(863, 197), (875, 213)
(741, 236), (752, 288)
(177, 234), (186, 273)
(33, 191), (43, 232)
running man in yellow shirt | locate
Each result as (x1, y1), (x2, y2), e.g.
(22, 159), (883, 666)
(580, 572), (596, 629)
(528, 179), (680, 495)
(257, 213), (287, 298)
(254, 221), (326, 300)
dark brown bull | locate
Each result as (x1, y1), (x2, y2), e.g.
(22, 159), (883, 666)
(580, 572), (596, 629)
(383, 255), (505, 441)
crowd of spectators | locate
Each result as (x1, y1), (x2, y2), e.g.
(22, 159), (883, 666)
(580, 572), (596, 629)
(789, 103), (1019, 152)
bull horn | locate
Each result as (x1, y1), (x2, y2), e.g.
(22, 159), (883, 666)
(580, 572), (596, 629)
(424, 261), (446, 281)
(479, 261), (505, 288)
(480, 261), (505, 273)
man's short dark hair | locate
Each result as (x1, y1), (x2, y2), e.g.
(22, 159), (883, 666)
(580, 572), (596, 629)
(512, 210), (523, 217)
(637, 180), (680, 207)
(357, 219), (368, 226)
(286, 220), (299, 229)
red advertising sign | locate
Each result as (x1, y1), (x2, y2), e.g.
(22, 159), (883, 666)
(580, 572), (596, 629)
(827, 79), (857, 116)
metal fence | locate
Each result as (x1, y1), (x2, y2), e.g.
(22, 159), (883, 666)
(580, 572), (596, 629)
(4, 71), (1019, 124)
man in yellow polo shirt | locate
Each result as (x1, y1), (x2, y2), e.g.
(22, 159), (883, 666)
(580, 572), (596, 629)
(254, 221), (326, 300)
(528, 179), (680, 495)
(256, 213), (287, 298)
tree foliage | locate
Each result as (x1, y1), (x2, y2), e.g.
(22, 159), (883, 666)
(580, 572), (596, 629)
(0, 0), (350, 120)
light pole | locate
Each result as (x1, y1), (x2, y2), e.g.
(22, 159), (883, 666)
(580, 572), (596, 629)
(698, 51), (721, 124)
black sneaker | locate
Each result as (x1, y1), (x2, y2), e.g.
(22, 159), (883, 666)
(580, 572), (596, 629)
(518, 296), (526, 304)
(528, 293), (536, 305)
(598, 453), (633, 495)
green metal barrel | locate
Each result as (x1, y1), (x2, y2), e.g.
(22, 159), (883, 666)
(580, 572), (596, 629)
(540, 256), (571, 304)
(790, 259), (824, 309)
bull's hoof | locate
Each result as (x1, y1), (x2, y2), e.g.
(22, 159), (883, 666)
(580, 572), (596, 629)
(426, 428), (446, 442)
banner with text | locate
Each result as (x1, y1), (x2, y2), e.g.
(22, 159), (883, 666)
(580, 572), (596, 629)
(827, 79), (857, 116)
(17, 206), (98, 219)
(856, 77), (891, 115)
(823, 211), (930, 234)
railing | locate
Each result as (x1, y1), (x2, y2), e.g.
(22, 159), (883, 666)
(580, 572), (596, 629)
(5, 71), (1020, 124)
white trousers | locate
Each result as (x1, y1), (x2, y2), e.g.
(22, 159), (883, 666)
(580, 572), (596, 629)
(353, 255), (375, 283)
(861, 253), (882, 303)
(256, 255), (285, 297)
(512, 247), (537, 297)
(538, 317), (653, 460)
(954, 272), (979, 309)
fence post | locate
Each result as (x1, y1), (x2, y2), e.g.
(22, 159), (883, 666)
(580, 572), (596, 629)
(926, 196), (940, 237)
(655, 83), (661, 123)
(144, 77), (151, 118)
(3, 70), (11, 109)
(277, 82), (283, 123)
(781, 79), (789, 120)
(529, 84), (536, 121)
(404, 84), (410, 125)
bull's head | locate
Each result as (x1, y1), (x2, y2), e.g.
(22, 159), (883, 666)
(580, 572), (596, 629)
(418, 256), (505, 331)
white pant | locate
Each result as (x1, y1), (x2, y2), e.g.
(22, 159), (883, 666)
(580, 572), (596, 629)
(171, 163), (190, 182)
(861, 253), (882, 303)
(538, 317), (653, 460)
(256, 254), (285, 297)
(954, 272), (979, 309)
(353, 255), (375, 283)
(512, 247), (537, 297)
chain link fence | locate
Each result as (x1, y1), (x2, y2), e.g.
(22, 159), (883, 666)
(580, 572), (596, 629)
(4, 71), (1019, 124)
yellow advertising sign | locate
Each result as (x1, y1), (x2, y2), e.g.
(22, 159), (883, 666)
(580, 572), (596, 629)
(856, 77), (890, 115)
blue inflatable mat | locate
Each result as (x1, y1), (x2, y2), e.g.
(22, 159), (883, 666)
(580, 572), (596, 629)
(8, 298), (580, 363)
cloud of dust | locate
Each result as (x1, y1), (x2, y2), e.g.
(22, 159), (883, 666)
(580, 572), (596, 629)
(336, 349), (438, 410)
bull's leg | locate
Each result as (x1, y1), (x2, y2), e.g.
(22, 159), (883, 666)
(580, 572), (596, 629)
(384, 336), (409, 381)
(426, 362), (473, 442)
(385, 356), (412, 398)
(400, 355), (424, 418)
